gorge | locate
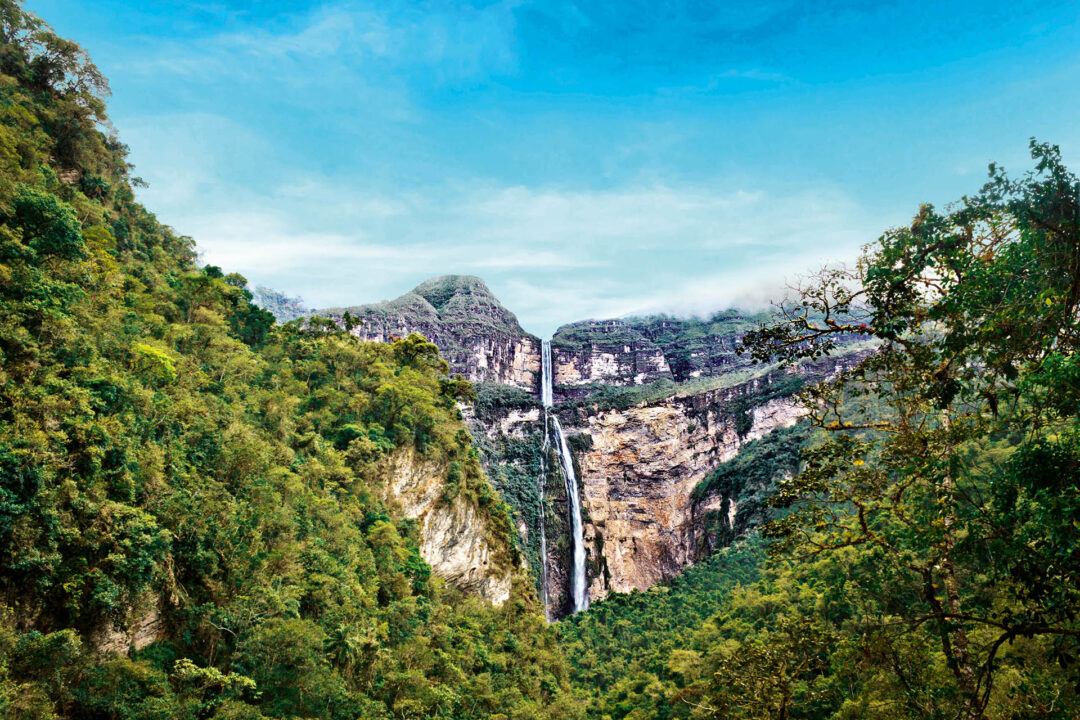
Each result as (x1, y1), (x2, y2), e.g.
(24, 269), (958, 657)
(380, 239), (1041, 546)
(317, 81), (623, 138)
(7, 4), (1078, 715)
(304, 275), (869, 617)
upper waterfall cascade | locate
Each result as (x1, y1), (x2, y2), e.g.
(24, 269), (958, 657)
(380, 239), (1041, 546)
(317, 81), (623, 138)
(541, 340), (554, 407)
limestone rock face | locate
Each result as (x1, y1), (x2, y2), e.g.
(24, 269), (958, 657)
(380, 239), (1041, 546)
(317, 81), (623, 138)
(551, 320), (673, 395)
(95, 602), (166, 654)
(571, 375), (807, 601)
(624, 313), (766, 381)
(549, 312), (780, 395)
(385, 448), (513, 606)
(319, 275), (541, 390)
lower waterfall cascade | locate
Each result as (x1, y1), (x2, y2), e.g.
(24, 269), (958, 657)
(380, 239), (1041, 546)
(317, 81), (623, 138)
(541, 340), (589, 614)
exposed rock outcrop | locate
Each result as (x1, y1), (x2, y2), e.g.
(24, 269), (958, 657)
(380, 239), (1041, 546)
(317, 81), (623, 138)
(624, 312), (767, 381)
(384, 448), (513, 606)
(573, 381), (805, 600)
(251, 286), (309, 323)
(94, 601), (166, 654)
(557, 352), (870, 605)
(551, 320), (673, 395)
(548, 312), (777, 397)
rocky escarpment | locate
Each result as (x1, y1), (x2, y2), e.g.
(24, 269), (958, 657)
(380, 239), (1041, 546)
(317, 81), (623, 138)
(307, 276), (872, 617)
(548, 312), (774, 396)
(320, 276), (541, 390)
(251, 285), (309, 322)
(550, 321), (673, 398)
(473, 331), (870, 614)
(571, 373), (806, 600)
(624, 311), (769, 381)
(553, 351), (867, 604)
(383, 447), (514, 605)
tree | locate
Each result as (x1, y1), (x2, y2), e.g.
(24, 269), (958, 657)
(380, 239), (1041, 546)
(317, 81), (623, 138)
(741, 141), (1080, 718)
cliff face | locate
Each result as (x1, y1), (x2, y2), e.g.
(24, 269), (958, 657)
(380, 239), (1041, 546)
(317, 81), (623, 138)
(623, 312), (768, 381)
(572, 376), (805, 600)
(547, 312), (776, 399)
(551, 320), (673, 395)
(251, 285), (309, 323)
(384, 448), (514, 606)
(555, 352), (867, 605)
(319, 276), (541, 390)
(474, 339), (868, 614)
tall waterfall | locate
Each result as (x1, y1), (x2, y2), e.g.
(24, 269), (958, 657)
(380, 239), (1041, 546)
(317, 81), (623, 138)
(537, 343), (552, 617)
(541, 340), (588, 614)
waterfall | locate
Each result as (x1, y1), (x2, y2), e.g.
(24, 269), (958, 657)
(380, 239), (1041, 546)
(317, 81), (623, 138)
(537, 342), (552, 617)
(553, 416), (589, 612)
(541, 340), (554, 407)
(541, 340), (588, 614)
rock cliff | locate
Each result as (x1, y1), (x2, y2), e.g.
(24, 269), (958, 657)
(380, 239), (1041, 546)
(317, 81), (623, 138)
(550, 320), (673, 397)
(383, 447), (514, 606)
(569, 369), (816, 600)
(477, 333), (870, 615)
(551, 348), (869, 605)
(251, 285), (310, 323)
(624, 312), (767, 381)
(548, 312), (773, 397)
(307, 276), (872, 617)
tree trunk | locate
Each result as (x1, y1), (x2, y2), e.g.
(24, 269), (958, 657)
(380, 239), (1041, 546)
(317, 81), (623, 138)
(939, 409), (979, 717)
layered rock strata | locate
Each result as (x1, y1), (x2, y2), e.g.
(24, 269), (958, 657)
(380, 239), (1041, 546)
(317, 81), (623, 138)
(560, 353), (868, 604)
(573, 381), (804, 600)
(551, 320), (673, 394)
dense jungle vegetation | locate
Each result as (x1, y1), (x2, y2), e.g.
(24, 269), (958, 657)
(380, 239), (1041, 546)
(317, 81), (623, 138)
(0, 4), (578, 717)
(2, 2), (1079, 719)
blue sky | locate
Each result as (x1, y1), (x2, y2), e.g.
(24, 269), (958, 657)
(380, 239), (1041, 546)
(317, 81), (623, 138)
(28, 0), (1080, 336)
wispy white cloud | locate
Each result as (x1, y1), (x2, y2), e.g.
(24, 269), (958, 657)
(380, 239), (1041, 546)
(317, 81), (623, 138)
(124, 111), (891, 335)
(657, 68), (793, 96)
(126, 0), (521, 87)
(218, 6), (365, 59)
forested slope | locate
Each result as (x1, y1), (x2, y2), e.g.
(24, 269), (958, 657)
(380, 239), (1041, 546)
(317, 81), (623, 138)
(0, 4), (578, 718)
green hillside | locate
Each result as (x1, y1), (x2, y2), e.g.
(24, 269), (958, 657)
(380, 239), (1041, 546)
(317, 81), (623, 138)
(0, 4), (577, 718)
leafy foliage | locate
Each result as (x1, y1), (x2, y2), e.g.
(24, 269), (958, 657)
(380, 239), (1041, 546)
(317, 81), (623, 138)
(739, 139), (1080, 718)
(0, 4), (579, 718)
(4, 2), (1080, 719)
